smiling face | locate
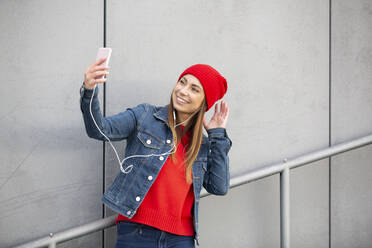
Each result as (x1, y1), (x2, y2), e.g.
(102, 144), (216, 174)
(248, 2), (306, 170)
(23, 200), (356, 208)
(172, 74), (205, 122)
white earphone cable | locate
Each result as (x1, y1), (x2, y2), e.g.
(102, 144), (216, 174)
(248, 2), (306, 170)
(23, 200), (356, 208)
(88, 84), (197, 174)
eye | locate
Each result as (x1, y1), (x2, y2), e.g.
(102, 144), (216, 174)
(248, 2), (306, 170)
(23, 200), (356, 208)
(192, 88), (199, 92)
(180, 80), (185, 85)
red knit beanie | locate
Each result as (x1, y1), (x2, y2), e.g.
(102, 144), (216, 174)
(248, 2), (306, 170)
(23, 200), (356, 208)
(177, 64), (228, 111)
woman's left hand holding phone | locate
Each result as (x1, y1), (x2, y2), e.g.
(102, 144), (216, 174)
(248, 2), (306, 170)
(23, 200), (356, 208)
(83, 57), (110, 90)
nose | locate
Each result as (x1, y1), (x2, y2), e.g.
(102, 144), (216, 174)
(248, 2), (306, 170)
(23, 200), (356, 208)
(179, 87), (188, 96)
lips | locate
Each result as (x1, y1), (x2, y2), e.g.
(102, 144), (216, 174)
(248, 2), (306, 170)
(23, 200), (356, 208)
(176, 96), (189, 104)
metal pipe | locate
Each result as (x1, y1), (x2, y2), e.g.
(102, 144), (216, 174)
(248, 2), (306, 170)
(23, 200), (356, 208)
(14, 133), (372, 248)
(13, 216), (116, 248)
(280, 163), (290, 248)
(200, 132), (372, 196)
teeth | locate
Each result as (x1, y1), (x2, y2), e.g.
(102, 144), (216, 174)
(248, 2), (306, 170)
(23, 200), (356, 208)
(177, 97), (187, 103)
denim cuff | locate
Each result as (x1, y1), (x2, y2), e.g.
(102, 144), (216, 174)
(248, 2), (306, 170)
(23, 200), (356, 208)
(207, 127), (227, 138)
(83, 85), (99, 99)
(207, 127), (232, 147)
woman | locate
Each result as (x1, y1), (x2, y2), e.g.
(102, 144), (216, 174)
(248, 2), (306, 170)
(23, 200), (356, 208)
(79, 57), (232, 248)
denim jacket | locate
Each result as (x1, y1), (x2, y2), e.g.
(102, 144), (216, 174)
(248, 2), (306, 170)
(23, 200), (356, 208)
(79, 85), (232, 246)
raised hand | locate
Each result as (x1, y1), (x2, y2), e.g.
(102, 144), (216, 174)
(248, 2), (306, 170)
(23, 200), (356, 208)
(83, 57), (110, 89)
(203, 100), (229, 130)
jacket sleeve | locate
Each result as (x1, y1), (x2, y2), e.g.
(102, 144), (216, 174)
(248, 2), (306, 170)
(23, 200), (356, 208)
(80, 85), (146, 141)
(203, 127), (232, 195)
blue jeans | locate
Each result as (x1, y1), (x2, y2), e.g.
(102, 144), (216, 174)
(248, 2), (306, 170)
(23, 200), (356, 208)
(115, 221), (195, 248)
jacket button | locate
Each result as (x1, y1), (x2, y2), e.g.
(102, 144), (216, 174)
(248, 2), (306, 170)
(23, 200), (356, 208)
(136, 196), (141, 201)
(159, 156), (164, 161)
(146, 139), (151, 144)
(166, 139), (171, 144)
(148, 175), (153, 180)
(127, 210), (131, 215)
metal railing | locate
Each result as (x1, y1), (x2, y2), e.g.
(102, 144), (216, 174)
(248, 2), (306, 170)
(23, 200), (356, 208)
(14, 133), (372, 248)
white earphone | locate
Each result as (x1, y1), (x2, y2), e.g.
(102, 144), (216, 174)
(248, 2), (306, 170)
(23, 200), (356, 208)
(88, 84), (198, 174)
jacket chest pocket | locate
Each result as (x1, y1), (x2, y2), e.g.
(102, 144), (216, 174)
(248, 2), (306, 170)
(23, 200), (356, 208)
(137, 130), (163, 150)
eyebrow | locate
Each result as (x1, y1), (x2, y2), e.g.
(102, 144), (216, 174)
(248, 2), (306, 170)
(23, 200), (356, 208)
(182, 77), (202, 89)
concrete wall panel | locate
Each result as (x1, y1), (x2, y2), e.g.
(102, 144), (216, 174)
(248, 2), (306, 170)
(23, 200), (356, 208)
(1, 0), (371, 247)
(104, 0), (329, 247)
(332, 1), (372, 247)
(0, 1), (104, 247)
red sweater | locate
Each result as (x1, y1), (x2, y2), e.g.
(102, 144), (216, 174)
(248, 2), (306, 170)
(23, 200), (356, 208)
(116, 125), (195, 236)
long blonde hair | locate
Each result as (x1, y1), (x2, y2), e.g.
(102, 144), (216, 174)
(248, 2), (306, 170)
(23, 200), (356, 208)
(167, 95), (207, 184)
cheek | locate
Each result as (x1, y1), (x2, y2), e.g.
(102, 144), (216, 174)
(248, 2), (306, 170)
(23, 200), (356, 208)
(173, 86), (179, 94)
(172, 89), (177, 97)
(172, 92), (176, 102)
(191, 94), (204, 105)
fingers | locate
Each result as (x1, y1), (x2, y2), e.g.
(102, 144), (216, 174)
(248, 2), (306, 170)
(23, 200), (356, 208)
(91, 64), (109, 73)
(84, 70), (109, 86)
(224, 104), (229, 120)
(206, 101), (229, 129)
(86, 58), (109, 76)
(88, 77), (107, 87)
(222, 101), (229, 124)
(94, 77), (107, 84)
(84, 66), (109, 89)
(219, 101), (229, 121)
(88, 58), (107, 70)
(94, 57), (107, 66)
(215, 101), (225, 114)
(93, 70), (109, 78)
(220, 101), (225, 114)
(84, 58), (110, 88)
(221, 101), (227, 116)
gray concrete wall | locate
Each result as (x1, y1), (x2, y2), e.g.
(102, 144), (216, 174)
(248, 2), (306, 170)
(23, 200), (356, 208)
(0, 1), (104, 247)
(331, 0), (372, 247)
(0, 0), (371, 248)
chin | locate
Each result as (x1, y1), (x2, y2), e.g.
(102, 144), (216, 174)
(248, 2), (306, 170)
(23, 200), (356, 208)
(172, 100), (187, 113)
(172, 102), (184, 112)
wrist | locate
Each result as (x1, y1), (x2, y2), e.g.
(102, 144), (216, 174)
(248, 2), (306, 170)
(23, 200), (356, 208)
(80, 81), (97, 98)
(83, 81), (95, 90)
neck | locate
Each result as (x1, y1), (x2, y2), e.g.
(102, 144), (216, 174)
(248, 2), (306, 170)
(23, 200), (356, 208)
(176, 111), (192, 126)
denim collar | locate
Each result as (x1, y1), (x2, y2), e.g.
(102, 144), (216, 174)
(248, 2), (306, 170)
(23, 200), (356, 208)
(153, 104), (170, 126)
(153, 104), (207, 144)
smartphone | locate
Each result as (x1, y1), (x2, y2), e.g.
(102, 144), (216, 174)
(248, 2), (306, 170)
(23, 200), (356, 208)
(96, 47), (112, 79)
